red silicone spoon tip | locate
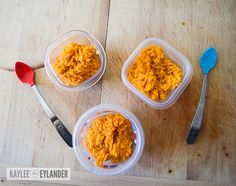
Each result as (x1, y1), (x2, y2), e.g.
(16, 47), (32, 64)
(15, 62), (35, 86)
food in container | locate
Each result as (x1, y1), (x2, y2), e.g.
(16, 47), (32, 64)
(44, 30), (106, 91)
(127, 45), (183, 101)
(122, 38), (193, 109)
(53, 42), (101, 86)
(85, 112), (133, 167)
(73, 104), (144, 175)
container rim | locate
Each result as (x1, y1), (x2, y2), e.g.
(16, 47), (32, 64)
(72, 104), (145, 175)
(121, 37), (193, 109)
(44, 30), (106, 91)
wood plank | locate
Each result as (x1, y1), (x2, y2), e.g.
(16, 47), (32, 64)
(0, 0), (110, 172)
(101, 0), (236, 182)
(102, 0), (190, 179)
(0, 0), (109, 70)
(0, 166), (233, 186)
(185, 0), (236, 183)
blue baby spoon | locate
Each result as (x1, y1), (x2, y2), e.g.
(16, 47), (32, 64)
(187, 48), (217, 144)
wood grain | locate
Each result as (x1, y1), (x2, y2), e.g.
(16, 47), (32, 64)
(0, 0), (110, 171)
(101, 0), (236, 182)
(0, 0), (109, 70)
(0, 0), (235, 185)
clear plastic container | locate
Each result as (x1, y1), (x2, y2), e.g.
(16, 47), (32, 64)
(44, 30), (106, 91)
(72, 104), (145, 176)
(121, 38), (193, 109)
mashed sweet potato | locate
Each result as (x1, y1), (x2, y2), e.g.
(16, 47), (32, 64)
(53, 42), (100, 86)
(127, 45), (182, 101)
(85, 113), (133, 167)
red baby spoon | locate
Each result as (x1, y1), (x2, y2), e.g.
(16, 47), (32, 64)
(15, 62), (73, 147)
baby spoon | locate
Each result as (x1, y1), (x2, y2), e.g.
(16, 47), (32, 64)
(15, 62), (73, 147)
(187, 48), (217, 144)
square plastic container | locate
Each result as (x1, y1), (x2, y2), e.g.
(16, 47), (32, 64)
(72, 104), (145, 176)
(121, 38), (193, 109)
(44, 30), (106, 91)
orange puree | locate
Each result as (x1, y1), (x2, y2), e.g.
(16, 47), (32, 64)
(85, 113), (133, 167)
(127, 45), (182, 101)
(53, 42), (100, 86)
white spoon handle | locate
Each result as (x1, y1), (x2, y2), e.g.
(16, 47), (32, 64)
(31, 85), (73, 147)
(32, 85), (55, 119)
(187, 74), (208, 144)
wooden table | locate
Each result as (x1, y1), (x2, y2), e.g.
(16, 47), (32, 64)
(0, 0), (235, 185)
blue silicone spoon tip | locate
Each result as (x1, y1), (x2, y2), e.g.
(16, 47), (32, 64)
(200, 48), (217, 74)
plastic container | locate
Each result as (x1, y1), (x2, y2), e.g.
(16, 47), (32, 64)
(72, 104), (145, 176)
(121, 38), (193, 109)
(44, 30), (106, 91)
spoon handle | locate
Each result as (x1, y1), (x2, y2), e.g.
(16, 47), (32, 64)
(187, 74), (208, 144)
(31, 85), (73, 147)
